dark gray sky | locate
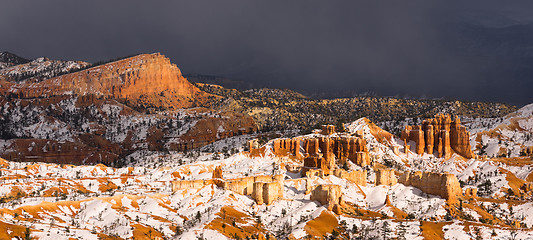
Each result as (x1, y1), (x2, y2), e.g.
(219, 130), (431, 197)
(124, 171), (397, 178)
(2, 1), (533, 106)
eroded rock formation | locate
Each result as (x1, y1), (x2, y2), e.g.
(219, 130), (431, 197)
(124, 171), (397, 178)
(332, 169), (367, 186)
(464, 187), (478, 199)
(213, 166), (223, 179)
(310, 184), (343, 212)
(253, 181), (283, 205)
(399, 171), (462, 201)
(375, 168), (397, 186)
(401, 114), (474, 159)
(171, 172), (283, 205)
(272, 127), (370, 176)
(172, 179), (215, 191)
(2, 53), (216, 109)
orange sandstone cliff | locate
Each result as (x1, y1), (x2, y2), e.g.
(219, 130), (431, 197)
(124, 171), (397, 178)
(1, 53), (216, 109)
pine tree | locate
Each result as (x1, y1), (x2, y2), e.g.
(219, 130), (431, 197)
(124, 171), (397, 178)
(397, 221), (407, 240)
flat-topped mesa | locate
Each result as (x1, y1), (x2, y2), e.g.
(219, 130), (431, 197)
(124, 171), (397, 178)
(401, 114), (474, 159)
(5, 53), (215, 109)
(399, 171), (462, 201)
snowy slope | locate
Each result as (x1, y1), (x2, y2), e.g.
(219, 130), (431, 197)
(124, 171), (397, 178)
(468, 103), (533, 157)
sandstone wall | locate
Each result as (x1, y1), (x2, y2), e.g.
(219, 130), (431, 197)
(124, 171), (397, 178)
(375, 168), (397, 186)
(399, 171), (462, 201)
(253, 181), (283, 205)
(272, 138), (303, 159)
(6, 53), (215, 109)
(172, 174), (283, 205)
(332, 169), (367, 186)
(310, 184), (343, 212)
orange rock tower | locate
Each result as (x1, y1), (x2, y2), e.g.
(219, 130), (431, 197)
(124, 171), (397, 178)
(401, 114), (474, 159)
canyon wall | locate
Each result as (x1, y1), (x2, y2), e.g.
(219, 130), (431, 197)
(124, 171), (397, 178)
(3, 53), (216, 109)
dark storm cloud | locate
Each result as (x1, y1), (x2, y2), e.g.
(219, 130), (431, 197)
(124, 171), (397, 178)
(1, 0), (532, 106)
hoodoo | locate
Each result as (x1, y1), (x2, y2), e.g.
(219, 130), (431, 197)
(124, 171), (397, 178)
(401, 114), (474, 159)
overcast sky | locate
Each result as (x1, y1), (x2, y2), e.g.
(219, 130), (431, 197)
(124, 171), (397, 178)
(1, 1), (533, 106)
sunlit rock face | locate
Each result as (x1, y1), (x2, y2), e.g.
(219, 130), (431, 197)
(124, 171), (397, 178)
(399, 171), (462, 201)
(401, 114), (474, 159)
(2, 53), (217, 109)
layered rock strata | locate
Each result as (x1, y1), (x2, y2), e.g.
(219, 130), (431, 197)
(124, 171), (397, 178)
(401, 114), (474, 159)
(253, 181), (283, 205)
(399, 171), (462, 201)
(171, 172), (283, 205)
(1, 53), (215, 109)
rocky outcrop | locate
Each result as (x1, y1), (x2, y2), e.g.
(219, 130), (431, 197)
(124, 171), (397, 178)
(172, 172), (283, 205)
(310, 184), (343, 212)
(332, 169), (367, 186)
(321, 125), (335, 135)
(253, 181), (283, 205)
(213, 166), (223, 179)
(399, 171), (462, 201)
(273, 130), (370, 176)
(375, 169), (397, 186)
(3, 53), (216, 109)
(401, 114), (474, 159)
(464, 187), (478, 199)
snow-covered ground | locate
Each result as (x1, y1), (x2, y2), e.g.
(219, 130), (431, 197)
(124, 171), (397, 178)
(0, 116), (532, 239)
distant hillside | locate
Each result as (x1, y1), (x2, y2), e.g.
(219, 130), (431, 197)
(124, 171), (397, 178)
(0, 51), (30, 69)
(0, 53), (256, 165)
(195, 83), (518, 133)
(185, 73), (262, 90)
